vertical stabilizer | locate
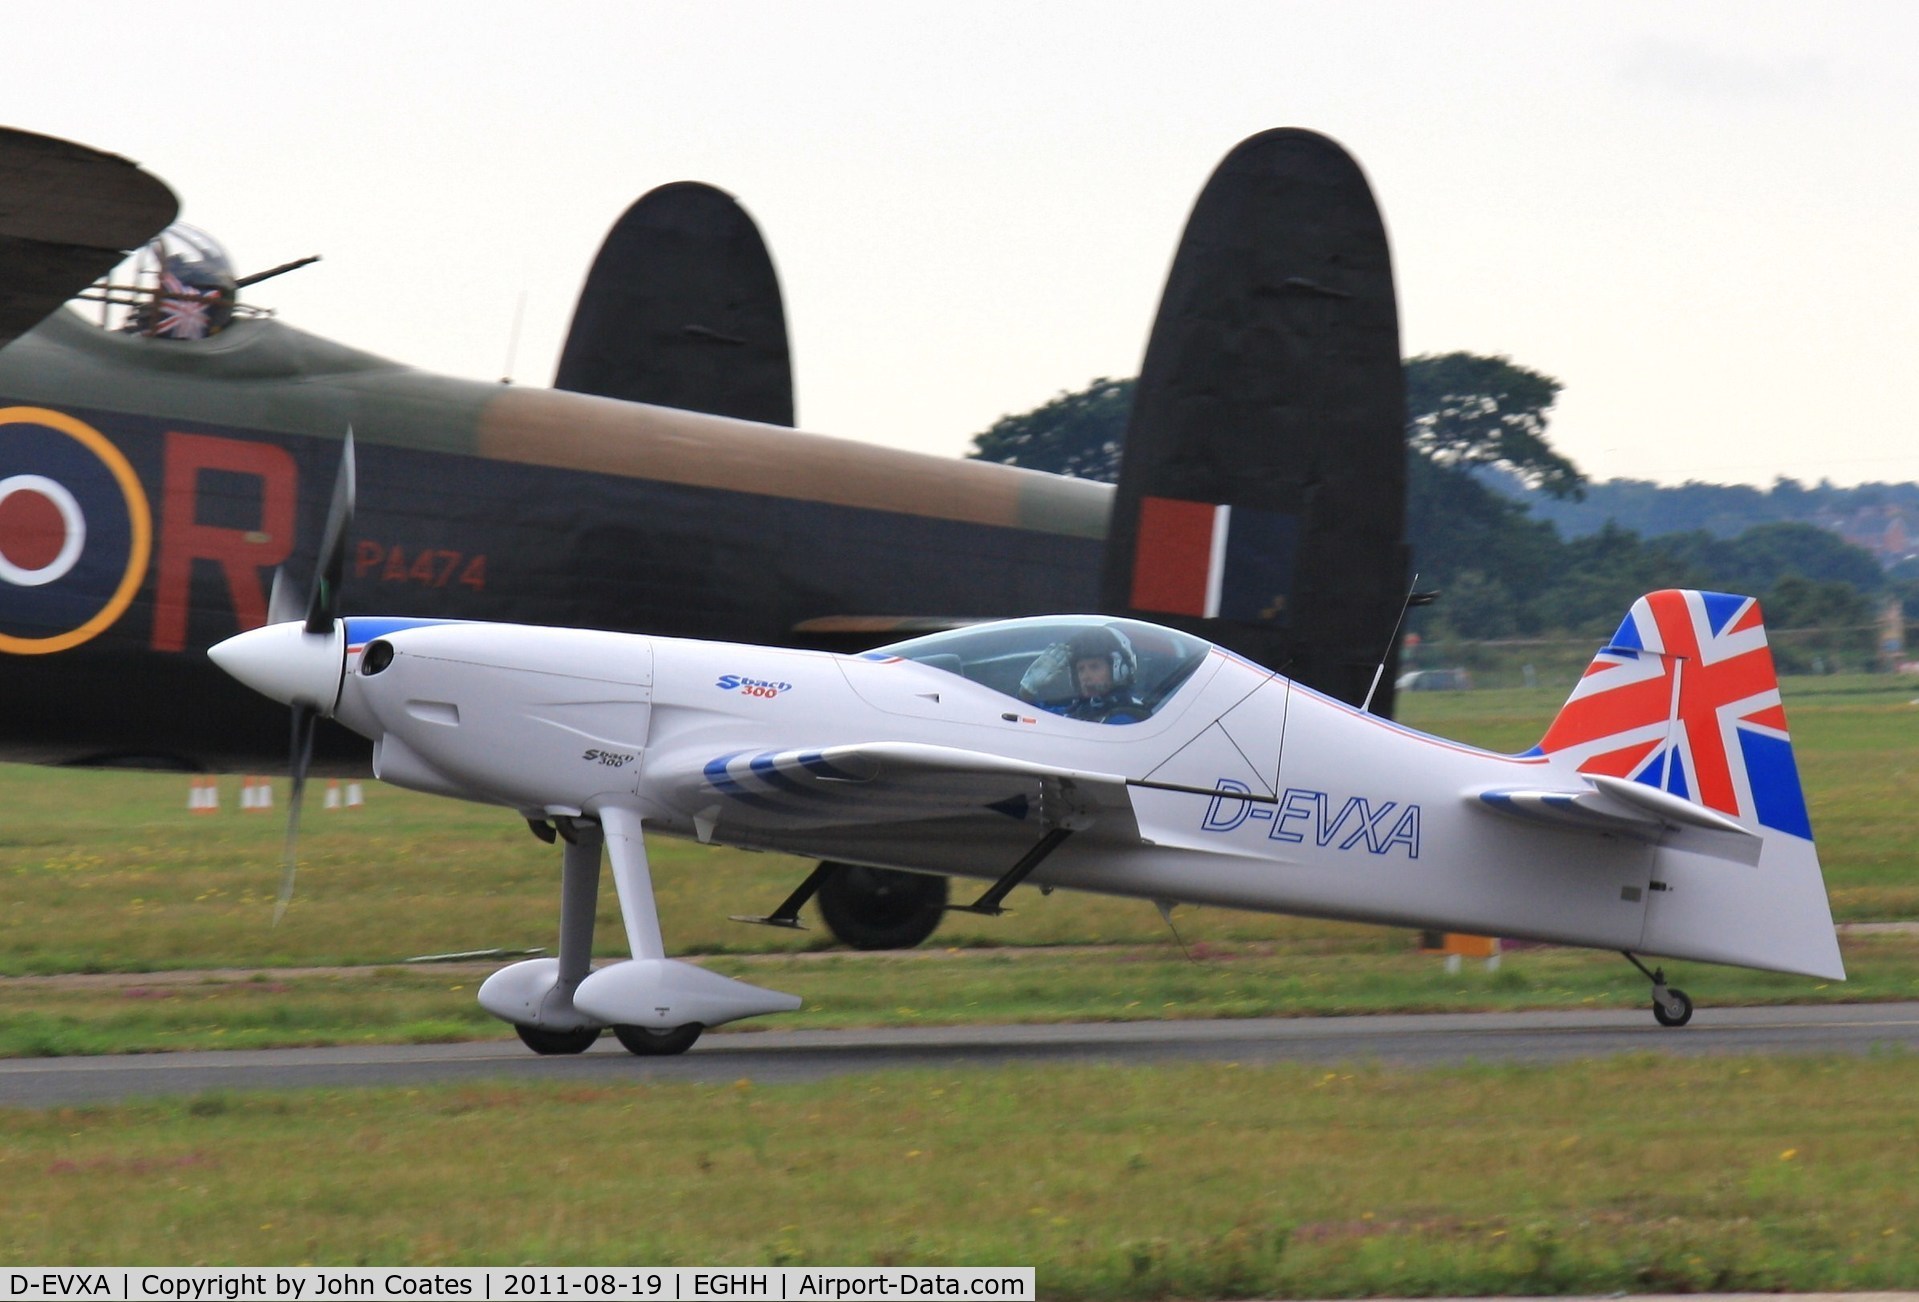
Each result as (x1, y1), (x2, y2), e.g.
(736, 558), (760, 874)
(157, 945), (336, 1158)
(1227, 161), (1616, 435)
(1100, 128), (1409, 713)
(1537, 590), (1842, 979)
(555, 182), (794, 426)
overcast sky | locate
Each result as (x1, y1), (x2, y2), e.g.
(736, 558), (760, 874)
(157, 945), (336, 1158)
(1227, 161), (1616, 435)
(11, 1), (1916, 487)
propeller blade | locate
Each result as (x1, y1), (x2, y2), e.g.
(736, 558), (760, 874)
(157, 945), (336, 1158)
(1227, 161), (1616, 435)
(273, 429), (355, 924)
(276, 702), (319, 926)
(305, 429), (356, 634)
(266, 566), (302, 627)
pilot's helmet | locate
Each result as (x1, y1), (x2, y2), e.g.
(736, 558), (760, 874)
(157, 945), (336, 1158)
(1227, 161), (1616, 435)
(1067, 625), (1136, 691)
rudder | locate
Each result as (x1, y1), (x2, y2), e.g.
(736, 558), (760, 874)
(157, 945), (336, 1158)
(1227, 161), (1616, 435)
(1536, 589), (1811, 839)
(1536, 589), (1841, 980)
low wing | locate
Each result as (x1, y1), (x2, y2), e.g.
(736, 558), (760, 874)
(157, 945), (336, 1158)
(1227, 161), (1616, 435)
(0, 127), (178, 352)
(1472, 772), (1762, 866)
(665, 741), (1141, 843)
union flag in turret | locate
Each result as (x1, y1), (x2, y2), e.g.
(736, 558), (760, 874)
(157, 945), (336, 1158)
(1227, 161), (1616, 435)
(155, 271), (215, 339)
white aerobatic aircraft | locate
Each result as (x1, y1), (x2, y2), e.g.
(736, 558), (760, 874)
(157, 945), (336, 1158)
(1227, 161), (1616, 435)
(210, 443), (1845, 1056)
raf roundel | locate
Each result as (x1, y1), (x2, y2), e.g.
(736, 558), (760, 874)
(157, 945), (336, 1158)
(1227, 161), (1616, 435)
(0, 474), (86, 586)
(0, 407), (152, 655)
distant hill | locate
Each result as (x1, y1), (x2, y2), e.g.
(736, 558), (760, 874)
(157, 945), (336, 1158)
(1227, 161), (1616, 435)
(1479, 470), (1919, 569)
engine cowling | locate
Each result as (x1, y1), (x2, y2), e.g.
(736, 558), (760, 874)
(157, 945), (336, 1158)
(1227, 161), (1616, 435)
(342, 623), (655, 810)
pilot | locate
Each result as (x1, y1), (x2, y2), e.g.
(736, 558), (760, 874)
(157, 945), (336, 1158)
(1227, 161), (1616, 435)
(1020, 625), (1149, 724)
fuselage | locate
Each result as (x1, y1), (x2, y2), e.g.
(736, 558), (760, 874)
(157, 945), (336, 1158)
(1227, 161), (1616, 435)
(307, 617), (1674, 965)
(207, 598), (1844, 984)
(0, 310), (1110, 767)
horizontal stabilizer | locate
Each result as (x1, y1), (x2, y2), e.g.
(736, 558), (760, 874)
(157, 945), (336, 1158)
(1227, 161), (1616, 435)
(0, 126), (178, 352)
(1473, 776), (1762, 866)
(1583, 771), (1753, 836)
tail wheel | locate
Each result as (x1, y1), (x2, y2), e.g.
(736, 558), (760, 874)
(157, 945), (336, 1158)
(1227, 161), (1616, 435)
(1624, 953), (1697, 1029)
(515, 1024), (601, 1055)
(614, 1023), (704, 1056)
(1653, 987), (1694, 1028)
(815, 862), (947, 950)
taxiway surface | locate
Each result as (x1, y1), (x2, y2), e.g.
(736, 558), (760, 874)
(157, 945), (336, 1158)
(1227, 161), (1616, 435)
(3, 1001), (1916, 1108)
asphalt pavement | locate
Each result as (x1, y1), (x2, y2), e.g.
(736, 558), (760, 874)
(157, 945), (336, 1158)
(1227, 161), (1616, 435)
(4, 1000), (1916, 1108)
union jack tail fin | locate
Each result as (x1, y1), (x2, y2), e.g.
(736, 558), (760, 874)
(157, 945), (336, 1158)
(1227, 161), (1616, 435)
(1537, 589), (1809, 837)
(1535, 590), (1842, 980)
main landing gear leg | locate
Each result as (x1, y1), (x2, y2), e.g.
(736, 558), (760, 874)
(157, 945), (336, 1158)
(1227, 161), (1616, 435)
(599, 808), (704, 1056)
(730, 860), (833, 931)
(1623, 951), (1694, 1028)
(948, 828), (1074, 918)
(487, 815), (798, 1055)
(735, 861), (951, 951)
(514, 819), (605, 1056)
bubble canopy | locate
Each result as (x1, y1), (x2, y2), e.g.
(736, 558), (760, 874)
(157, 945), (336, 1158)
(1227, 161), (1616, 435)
(142, 222), (235, 286)
(79, 221), (240, 338)
(869, 615), (1214, 722)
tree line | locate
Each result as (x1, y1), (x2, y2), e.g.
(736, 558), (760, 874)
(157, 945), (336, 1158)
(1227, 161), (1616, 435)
(967, 354), (1905, 669)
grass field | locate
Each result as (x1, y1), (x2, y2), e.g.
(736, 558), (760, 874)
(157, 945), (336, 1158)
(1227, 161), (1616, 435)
(2, 1057), (1915, 1290)
(3, 934), (1916, 1058)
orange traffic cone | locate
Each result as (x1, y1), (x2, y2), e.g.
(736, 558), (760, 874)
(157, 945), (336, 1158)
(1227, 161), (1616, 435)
(241, 776), (275, 812)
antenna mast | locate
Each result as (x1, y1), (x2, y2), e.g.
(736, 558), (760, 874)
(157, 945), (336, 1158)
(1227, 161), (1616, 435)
(1360, 575), (1438, 715)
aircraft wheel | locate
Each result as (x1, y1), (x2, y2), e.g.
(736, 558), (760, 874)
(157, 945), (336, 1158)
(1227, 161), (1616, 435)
(1652, 988), (1694, 1028)
(613, 1023), (704, 1056)
(815, 862), (947, 950)
(515, 1024), (602, 1055)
